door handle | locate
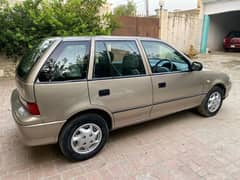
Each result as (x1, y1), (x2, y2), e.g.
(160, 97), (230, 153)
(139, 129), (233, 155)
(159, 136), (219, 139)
(158, 82), (167, 88)
(99, 89), (110, 97)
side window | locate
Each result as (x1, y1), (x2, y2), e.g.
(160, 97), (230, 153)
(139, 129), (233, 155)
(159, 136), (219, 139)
(93, 40), (146, 78)
(141, 41), (190, 74)
(39, 41), (90, 82)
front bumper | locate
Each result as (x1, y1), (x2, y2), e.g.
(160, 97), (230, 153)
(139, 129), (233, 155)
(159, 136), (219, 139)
(11, 89), (65, 146)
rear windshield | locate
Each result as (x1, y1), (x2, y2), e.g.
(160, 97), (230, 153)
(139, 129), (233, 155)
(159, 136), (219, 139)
(17, 39), (56, 80)
(227, 31), (240, 38)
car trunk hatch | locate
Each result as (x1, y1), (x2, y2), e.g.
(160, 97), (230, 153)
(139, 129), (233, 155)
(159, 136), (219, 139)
(15, 39), (57, 103)
(231, 37), (240, 44)
(15, 76), (35, 103)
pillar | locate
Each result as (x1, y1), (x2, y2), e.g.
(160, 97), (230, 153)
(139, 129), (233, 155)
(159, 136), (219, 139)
(200, 15), (210, 54)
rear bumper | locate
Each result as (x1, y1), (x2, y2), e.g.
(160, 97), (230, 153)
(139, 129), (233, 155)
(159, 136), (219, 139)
(224, 43), (240, 49)
(11, 89), (65, 146)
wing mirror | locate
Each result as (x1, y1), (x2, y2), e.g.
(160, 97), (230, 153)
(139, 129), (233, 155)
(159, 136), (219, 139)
(191, 61), (203, 71)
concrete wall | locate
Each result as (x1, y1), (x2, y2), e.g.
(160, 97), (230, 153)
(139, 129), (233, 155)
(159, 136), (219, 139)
(113, 9), (202, 53)
(208, 11), (240, 51)
(159, 9), (202, 53)
(0, 55), (17, 79)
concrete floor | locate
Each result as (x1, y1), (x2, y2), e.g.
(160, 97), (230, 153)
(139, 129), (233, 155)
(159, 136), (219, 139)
(0, 52), (240, 180)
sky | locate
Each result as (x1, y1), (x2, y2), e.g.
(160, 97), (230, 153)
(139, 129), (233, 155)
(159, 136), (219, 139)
(108, 0), (197, 15)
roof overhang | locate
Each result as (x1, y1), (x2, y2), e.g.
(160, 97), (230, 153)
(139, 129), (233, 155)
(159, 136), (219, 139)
(203, 0), (240, 15)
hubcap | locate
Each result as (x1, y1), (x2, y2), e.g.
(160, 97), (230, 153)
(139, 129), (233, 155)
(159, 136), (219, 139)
(71, 123), (102, 154)
(207, 91), (222, 113)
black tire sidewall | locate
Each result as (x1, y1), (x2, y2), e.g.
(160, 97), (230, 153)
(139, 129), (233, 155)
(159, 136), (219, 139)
(59, 114), (109, 161)
(203, 87), (224, 116)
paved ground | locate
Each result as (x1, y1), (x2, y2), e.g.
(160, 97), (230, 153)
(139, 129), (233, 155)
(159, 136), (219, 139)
(0, 52), (240, 180)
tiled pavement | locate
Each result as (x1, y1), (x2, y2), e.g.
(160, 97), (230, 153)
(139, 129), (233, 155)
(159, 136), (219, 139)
(0, 52), (240, 180)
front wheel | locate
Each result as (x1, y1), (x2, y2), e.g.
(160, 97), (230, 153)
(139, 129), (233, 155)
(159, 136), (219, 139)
(59, 114), (109, 161)
(197, 86), (224, 117)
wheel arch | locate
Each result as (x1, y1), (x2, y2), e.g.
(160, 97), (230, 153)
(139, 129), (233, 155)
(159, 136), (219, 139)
(58, 108), (113, 143)
(213, 83), (226, 98)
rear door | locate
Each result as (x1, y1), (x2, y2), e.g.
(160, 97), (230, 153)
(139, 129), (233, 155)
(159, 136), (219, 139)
(88, 38), (153, 129)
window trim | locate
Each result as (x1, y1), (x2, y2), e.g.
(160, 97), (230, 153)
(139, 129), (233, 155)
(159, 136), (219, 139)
(140, 40), (192, 75)
(91, 39), (148, 80)
(36, 40), (92, 84)
(88, 74), (150, 82)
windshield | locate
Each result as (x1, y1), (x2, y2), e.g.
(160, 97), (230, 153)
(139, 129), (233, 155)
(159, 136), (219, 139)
(227, 31), (240, 38)
(17, 39), (56, 80)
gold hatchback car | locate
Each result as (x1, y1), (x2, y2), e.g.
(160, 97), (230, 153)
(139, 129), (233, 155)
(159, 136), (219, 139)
(11, 36), (231, 161)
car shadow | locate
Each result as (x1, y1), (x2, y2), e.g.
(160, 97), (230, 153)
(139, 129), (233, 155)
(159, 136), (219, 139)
(21, 110), (200, 164)
(110, 110), (197, 139)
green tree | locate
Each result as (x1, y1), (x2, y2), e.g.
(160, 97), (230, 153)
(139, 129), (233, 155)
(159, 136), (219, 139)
(0, 0), (117, 57)
(114, 1), (136, 16)
(0, 0), (8, 9)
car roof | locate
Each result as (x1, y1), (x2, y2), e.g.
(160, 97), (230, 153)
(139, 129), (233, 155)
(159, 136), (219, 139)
(48, 36), (161, 41)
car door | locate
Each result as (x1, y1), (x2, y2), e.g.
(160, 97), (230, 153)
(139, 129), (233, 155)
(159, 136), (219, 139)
(140, 40), (204, 119)
(88, 38), (153, 129)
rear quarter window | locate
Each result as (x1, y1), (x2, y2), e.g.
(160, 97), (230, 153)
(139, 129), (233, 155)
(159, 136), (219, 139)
(17, 39), (56, 80)
(38, 41), (90, 82)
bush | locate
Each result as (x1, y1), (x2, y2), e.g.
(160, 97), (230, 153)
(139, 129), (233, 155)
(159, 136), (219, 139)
(0, 0), (116, 57)
(114, 1), (136, 16)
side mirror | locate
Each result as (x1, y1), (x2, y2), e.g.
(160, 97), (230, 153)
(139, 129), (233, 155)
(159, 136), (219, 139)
(191, 61), (203, 71)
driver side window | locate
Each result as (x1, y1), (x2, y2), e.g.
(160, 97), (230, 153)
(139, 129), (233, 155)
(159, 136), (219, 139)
(141, 41), (190, 74)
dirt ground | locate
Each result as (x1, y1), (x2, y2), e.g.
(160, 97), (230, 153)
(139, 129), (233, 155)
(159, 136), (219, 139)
(0, 52), (240, 180)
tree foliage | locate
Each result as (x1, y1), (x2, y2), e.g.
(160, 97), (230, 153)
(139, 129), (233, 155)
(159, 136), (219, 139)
(114, 1), (136, 16)
(0, 0), (117, 57)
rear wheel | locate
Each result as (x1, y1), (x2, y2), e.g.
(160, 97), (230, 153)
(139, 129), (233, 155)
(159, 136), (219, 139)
(59, 113), (109, 161)
(197, 86), (224, 117)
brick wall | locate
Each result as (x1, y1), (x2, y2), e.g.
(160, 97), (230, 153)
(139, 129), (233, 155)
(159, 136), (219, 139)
(0, 55), (17, 79)
(112, 16), (160, 38)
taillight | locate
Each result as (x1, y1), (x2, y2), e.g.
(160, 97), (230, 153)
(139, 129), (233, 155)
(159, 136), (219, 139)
(224, 38), (231, 44)
(27, 102), (40, 115)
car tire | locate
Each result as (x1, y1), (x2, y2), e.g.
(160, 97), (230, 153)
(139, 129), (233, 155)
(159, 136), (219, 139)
(197, 86), (224, 117)
(59, 113), (109, 161)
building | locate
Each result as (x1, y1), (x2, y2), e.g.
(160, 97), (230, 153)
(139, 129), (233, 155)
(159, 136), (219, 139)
(99, 2), (112, 15)
(200, 0), (240, 53)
